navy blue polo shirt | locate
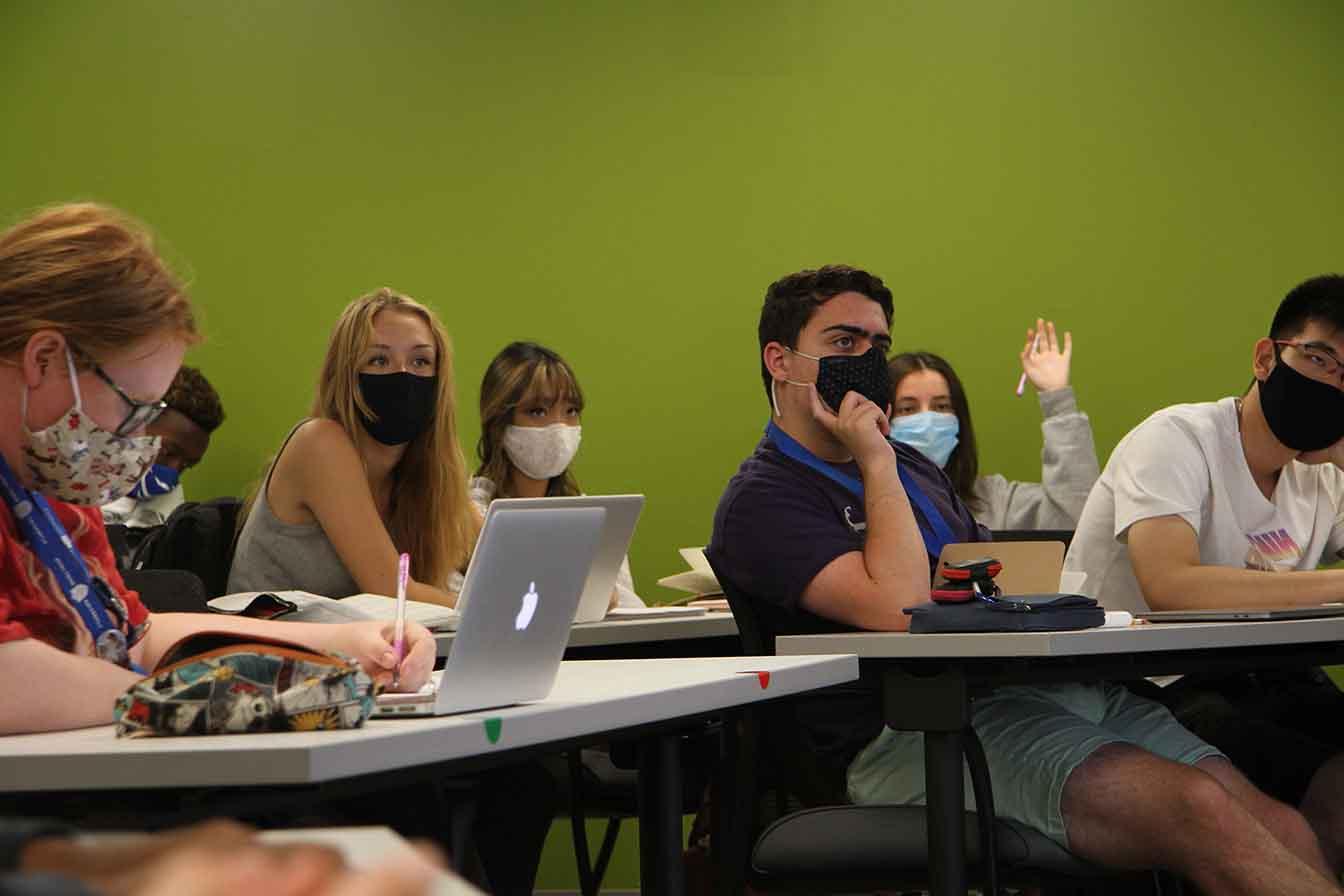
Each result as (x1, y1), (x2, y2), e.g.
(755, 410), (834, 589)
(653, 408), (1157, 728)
(706, 431), (988, 787)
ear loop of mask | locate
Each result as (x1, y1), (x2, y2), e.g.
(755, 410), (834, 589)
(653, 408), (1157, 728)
(21, 348), (83, 432)
(771, 346), (817, 419)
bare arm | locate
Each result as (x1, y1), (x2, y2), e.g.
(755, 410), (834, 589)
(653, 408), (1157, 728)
(273, 421), (457, 607)
(0, 638), (140, 734)
(136, 613), (435, 690)
(1129, 515), (1344, 609)
(799, 390), (930, 630)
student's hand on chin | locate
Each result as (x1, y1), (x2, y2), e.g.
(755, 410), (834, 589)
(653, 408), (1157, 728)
(818, 389), (893, 467)
(341, 620), (435, 691)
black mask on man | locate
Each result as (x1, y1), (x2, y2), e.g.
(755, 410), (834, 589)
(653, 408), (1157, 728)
(1258, 358), (1344, 452)
(357, 372), (437, 446)
(807, 345), (893, 414)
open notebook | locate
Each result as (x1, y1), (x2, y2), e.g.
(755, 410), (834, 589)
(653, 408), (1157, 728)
(656, 547), (723, 598)
(208, 590), (460, 631)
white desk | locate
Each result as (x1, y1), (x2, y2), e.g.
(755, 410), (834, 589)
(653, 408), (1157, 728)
(776, 615), (1344, 659)
(775, 618), (1344, 896)
(433, 611), (739, 657)
(0, 655), (853, 896)
(0, 655), (848, 791)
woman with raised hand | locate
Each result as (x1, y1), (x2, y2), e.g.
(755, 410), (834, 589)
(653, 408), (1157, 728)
(0, 204), (434, 737)
(229, 288), (479, 607)
(887, 319), (1100, 531)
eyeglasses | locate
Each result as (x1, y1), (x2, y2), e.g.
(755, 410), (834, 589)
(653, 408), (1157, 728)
(1274, 340), (1344, 383)
(72, 347), (168, 437)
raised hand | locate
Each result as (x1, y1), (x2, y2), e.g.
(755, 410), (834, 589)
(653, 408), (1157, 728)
(1020, 318), (1072, 393)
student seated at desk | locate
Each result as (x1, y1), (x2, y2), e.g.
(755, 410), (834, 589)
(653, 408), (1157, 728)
(226, 292), (554, 895)
(2, 817), (437, 896)
(1067, 274), (1344, 872)
(470, 341), (643, 609)
(887, 320), (1100, 530)
(706, 264), (1339, 894)
(228, 288), (479, 607)
(0, 204), (435, 737)
(101, 365), (225, 533)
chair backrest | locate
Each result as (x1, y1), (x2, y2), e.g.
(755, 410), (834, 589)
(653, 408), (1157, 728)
(710, 558), (777, 656)
(708, 556), (854, 807)
(989, 528), (1074, 549)
(131, 497), (243, 599)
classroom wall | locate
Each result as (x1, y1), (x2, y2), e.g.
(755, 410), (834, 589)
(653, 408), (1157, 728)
(4, 1), (1343, 603)
(5, 1), (1342, 888)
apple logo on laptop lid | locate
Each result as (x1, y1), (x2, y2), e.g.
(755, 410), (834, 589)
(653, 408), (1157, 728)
(515, 581), (539, 631)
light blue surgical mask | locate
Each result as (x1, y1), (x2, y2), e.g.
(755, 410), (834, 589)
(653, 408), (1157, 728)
(889, 411), (960, 467)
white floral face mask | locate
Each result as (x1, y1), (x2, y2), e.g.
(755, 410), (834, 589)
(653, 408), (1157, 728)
(503, 423), (582, 481)
(21, 349), (161, 505)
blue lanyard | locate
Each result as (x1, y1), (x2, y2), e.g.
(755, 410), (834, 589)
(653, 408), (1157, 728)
(766, 422), (957, 559)
(0, 452), (141, 671)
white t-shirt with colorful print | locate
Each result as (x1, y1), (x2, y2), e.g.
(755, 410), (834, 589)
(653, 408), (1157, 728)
(1065, 397), (1344, 613)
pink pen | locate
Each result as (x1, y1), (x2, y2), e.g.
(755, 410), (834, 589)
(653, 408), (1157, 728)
(391, 552), (409, 688)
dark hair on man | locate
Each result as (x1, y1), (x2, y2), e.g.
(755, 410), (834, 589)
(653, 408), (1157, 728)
(888, 351), (981, 509)
(1269, 275), (1344, 340)
(165, 365), (225, 433)
(757, 265), (895, 401)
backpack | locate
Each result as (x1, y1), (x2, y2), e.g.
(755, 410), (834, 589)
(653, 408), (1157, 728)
(129, 497), (243, 599)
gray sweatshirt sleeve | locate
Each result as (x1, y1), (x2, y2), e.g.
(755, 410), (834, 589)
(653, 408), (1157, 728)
(972, 386), (1101, 531)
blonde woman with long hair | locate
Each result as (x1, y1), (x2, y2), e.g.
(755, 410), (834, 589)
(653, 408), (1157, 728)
(229, 288), (478, 606)
(471, 341), (643, 608)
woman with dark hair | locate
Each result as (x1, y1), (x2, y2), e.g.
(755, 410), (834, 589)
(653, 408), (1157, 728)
(471, 341), (643, 608)
(887, 320), (1100, 530)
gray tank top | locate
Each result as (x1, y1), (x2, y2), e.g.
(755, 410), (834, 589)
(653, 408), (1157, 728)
(226, 422), (361, 598)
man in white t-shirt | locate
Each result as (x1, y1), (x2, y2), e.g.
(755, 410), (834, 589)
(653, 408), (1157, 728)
(1066, 274), (1344, 871)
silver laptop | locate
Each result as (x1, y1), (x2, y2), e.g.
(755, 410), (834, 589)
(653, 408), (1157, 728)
(1138, 605), (1344, 623)
(375, 504), (605, 717)
(489, 494), (644, 624)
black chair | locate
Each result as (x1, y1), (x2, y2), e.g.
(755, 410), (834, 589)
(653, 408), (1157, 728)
(709, 559), (1178, 895)
(990, 528), (1075, 549)
(130, 497), (243, 600)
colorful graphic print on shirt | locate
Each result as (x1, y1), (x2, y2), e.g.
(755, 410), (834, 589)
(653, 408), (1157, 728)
(1244, 528), (1303, 572)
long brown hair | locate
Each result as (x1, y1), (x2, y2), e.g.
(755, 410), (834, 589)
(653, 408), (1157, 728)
(888, 351), (981, 510)
(475, 342), (585, 498)
(314, 288), (478, 586)
(0, 203), (198, 363)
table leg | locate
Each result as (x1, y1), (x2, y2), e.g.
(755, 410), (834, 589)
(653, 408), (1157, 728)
(714, 710), (752, 896)
(638, 732), (684, 896)
(925, 729), (968, 896)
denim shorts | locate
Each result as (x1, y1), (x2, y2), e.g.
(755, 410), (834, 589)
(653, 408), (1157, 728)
(846, 681), (1222, 847)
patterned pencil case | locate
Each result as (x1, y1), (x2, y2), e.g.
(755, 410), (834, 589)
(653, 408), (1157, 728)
(114, 632), (376, 738)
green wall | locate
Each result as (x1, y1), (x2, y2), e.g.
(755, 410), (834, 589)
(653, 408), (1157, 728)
(4, 1), (1343, 600)
(4, 1), (1343, 888)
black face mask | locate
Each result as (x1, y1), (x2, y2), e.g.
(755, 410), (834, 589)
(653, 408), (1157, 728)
(790, 345), (892, 414)
(357, 372), (437, 446)
(1258, 358), (1344, 452)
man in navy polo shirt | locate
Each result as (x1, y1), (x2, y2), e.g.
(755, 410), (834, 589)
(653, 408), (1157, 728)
(706, 265), (1337, 894)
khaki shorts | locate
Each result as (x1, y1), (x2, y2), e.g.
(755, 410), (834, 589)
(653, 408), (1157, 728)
(846, 681), (1222, 847)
